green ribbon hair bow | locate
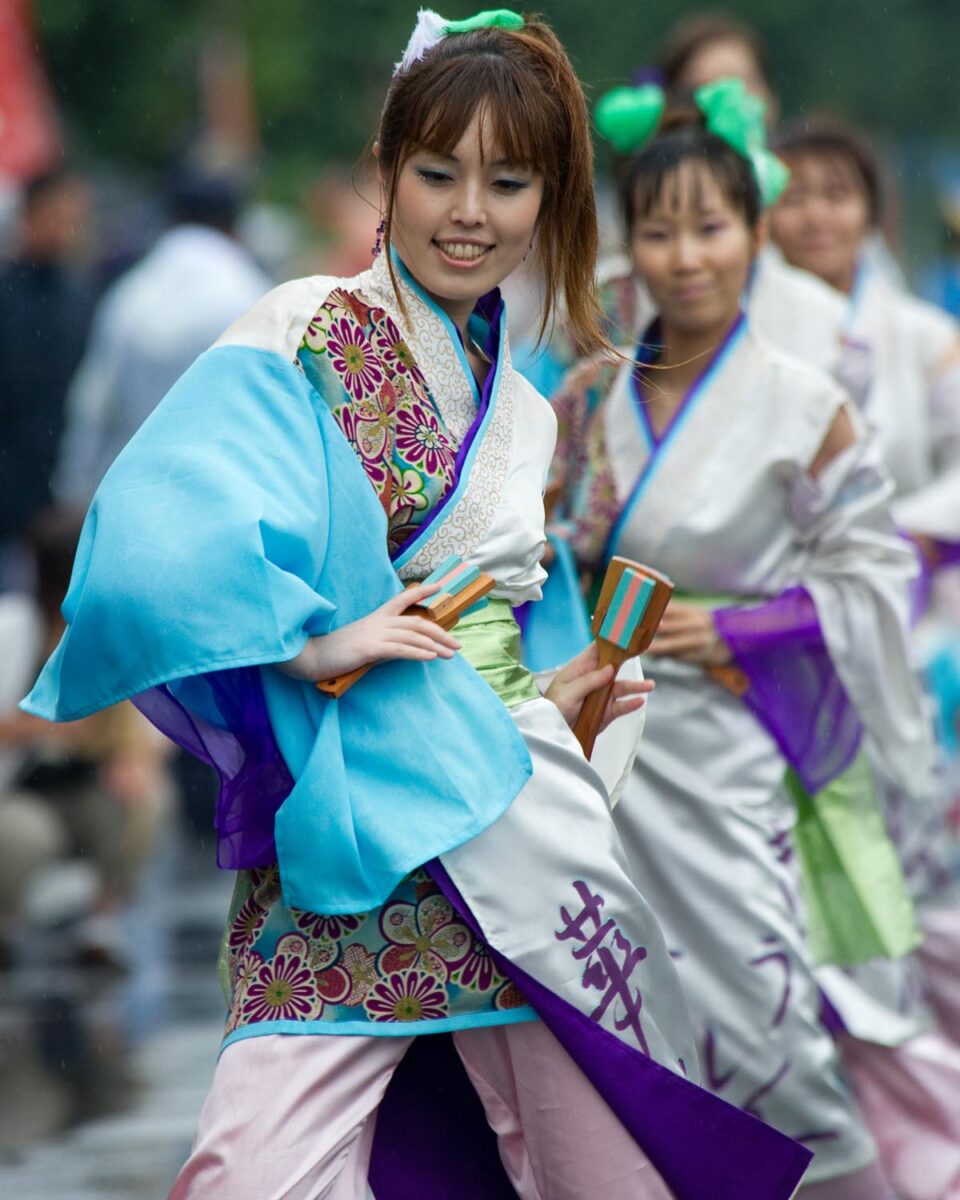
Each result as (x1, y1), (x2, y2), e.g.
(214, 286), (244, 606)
(395, 8), (524, 76)
(594, 75), (790, 206)
(445, 9), (524, 35)
(693, 78), (790, 206)
(594, 85), (666, 156)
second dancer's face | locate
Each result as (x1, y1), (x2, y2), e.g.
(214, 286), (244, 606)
(387, 107), (544, 331)
(630, 164), (756, 337)
(769, 155), (870, 295)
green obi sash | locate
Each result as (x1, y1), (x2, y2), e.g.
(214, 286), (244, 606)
(785, 761), (920, 966)
(678, 591), (920, 967)
(454, 598), (541, 709)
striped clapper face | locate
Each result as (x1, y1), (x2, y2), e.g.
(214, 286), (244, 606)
(591, 557), (674, 658)
(420, 555), (483, 614)
(572, 556), (673, 758)
(598, 569), (656, 650)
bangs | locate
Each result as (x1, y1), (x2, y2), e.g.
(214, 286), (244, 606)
(786, 147), (867, 197)
(622, 130), (760, 231)
(385, 54), (557, 178)
(773, 121), (882, 224)
(634, 155), (749, 222)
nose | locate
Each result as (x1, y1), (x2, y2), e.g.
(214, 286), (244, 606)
(450, 178), (486, 227)
(672, 231), (702, 272)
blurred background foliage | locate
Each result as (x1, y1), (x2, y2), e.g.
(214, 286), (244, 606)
(36, 0), (960, 169)
(31, 0), (960, 264)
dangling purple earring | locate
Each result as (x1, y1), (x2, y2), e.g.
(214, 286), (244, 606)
(372, 217), (385, 259)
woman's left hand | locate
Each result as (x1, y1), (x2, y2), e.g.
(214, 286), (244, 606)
(645, 602), (732, 665)
(545, 642), (654, 732)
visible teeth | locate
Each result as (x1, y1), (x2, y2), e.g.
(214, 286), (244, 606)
(437, 242), (488, 261)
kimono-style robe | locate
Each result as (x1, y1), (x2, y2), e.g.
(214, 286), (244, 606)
(567, 314), (930, 1183)
(23, 252), (809, 1199)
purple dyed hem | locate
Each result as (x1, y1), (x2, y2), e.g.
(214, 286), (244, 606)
(714, 586), (863, 794)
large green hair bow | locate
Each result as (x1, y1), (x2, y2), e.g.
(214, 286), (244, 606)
(694, 78), (790, 206)
(594, 76), (789, 207)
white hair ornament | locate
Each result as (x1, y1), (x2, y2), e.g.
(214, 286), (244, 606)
(393, 8), (525, 76)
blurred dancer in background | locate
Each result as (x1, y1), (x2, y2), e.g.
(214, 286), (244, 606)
(54, 159), (272, 507)
(770, 120), (960, 1199)
(554, 85), (917, 1199)
(0, 507), (172, 967)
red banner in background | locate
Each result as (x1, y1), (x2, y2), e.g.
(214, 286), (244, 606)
(0, 0), (62, 182)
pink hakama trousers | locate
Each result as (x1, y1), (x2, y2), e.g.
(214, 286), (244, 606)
(918, 901), (960, 1049)
(168, 1019), (676, 1200)
(832, 903), (960, 1200)
(842, 1031), (960, 1200)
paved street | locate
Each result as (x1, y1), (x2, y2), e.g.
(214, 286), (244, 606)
(0, 828), (232, 1199)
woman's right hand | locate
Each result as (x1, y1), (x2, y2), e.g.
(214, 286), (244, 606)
(278, 583), (461, 682)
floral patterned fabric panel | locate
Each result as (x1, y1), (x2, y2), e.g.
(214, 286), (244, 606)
(298, 287), (460, 556)
(224, 867), (531, 1036)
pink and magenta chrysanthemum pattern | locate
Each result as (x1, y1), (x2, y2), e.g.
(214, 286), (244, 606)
(299, 288), (457, 548)
(224, 869), (528, 1035)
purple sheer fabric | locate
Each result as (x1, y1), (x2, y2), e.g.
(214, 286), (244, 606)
(713, 586), (862, 794)
(133, 668), (293, 868)
(902, 532), (934, 622)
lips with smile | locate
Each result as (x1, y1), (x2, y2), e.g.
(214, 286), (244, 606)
(434, 239), (493, 267)
(672, 281), (712, 302)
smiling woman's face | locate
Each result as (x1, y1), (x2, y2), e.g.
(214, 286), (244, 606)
(387, 106), (544, 330)
(631, 161), (756, 339)
(769, 153), (871, 295)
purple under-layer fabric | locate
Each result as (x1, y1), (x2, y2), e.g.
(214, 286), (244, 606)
(133, 668), (292, 868)
(370, 1032), (517, 1199)
(714, 586), (862, 795)
(935, 538), (960, 569)
(395, 861), (813, 1200)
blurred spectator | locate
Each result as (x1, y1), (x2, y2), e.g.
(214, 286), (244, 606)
(0, 166), (93, 589)
(655, 10), (905, 287)
(302, 165), (379, 277)
(0, 507), (172, 968)
(657, 9), (779, 122)
(53, 159), (272, 507)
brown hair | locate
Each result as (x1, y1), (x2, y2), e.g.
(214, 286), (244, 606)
(377, 18), (607, 353)
(659, 12), (768, 94)
(772, 119), (883, 227)
(617, 104), (761, 236)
